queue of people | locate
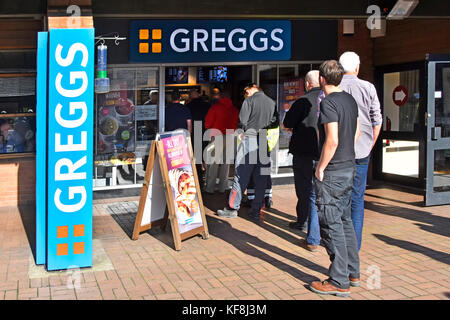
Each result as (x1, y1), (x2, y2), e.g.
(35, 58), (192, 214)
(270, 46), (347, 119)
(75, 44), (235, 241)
(281, 52), (381, 297)
(163, 51), (381, 297)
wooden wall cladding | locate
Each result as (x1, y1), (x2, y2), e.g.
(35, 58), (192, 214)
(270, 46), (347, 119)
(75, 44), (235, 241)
(338, 19), (374, 83)
(0, 19), (43, 49)
(374, 19), (450, 66)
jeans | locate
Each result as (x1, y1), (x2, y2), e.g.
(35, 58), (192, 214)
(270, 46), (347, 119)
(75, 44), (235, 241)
(314, 166), (360, 289)
(293, 156), (320, 245)
(351, 154), (370, 251)
(307, 187), (321, 246)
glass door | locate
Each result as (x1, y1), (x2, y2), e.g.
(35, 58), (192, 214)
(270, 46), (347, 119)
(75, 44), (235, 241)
(425, 59), (450, 205)
(373, 62), (426, 189)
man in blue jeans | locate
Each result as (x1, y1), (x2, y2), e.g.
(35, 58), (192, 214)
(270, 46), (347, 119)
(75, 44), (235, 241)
(339, 52), (382, 251)
(283, 70), (321, 251)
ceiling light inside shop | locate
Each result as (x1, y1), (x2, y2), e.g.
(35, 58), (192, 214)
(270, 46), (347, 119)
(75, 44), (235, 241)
(387, 0), (419, 20)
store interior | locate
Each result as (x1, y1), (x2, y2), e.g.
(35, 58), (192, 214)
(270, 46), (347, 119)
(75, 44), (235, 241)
(94, 64), (252, 189)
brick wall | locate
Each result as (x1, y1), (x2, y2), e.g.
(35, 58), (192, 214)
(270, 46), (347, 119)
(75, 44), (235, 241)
(0, 157), (36, 207)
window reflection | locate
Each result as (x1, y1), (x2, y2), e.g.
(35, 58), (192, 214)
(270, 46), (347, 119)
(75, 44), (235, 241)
(0, 116), (36, 154)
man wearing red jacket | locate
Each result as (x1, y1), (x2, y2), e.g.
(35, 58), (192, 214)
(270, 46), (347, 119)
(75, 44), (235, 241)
(204, 96), (239, 194)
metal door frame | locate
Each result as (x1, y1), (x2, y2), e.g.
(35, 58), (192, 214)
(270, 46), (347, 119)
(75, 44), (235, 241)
(425, 55), (450, 206)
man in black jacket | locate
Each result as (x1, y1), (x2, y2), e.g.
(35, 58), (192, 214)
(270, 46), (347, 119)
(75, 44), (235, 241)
(283, 70), (321, 251)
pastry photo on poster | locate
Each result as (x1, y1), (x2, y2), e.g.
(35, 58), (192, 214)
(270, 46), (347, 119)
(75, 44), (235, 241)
(160, 131), (203, 234)
(97, 87), (136, 155)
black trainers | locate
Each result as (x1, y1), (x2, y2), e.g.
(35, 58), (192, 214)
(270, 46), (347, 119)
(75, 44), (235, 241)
(216, 208), (238, 218)
(289, 221), (307, 232)
(264, 197), (273, 209)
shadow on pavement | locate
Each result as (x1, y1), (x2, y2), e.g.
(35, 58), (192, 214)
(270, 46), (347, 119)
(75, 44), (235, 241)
(107, 192), (330, 282)
(202, 193), (308, 247)
(107, 201), (188, 249)
(17, 203), (36, 260)
(365, 200), (450, 238)
(373, 234), (450, 266)
(364, 191), (423, 207)
(108, 202), (138, 240)
(206, 213), (328, 282)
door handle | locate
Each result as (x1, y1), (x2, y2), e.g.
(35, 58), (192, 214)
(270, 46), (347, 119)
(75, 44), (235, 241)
(431, 127), (441, 140)
(425, 112), (431, 126)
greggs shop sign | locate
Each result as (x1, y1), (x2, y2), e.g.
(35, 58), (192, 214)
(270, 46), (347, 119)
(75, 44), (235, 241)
(129, 20), (291, 63)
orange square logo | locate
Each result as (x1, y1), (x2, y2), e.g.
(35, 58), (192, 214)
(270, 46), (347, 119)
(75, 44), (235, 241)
(139, 43), (149, 53)
(152, 29), (162, 40)
(57, 243), (68, 256)
(57, 226), (68, 238)
(74, 242), (85, 255)
(139, 29), (149, 40)
(74, 224), (85, 237)
(152, 43), (161, 53)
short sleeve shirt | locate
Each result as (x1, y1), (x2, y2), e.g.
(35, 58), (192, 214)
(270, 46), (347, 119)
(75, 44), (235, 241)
(164, 103), (192, 132)
(319, 91), (359, 171)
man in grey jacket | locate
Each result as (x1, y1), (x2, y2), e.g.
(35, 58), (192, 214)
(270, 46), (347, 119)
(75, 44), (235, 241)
(217, 83), (276, 220)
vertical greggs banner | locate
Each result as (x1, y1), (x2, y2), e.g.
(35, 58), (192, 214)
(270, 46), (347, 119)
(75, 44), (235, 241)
(36, 28), (94, 271)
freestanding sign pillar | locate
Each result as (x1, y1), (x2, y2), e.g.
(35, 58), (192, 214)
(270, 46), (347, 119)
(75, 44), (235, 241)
(36, 28), (95, 271)
(36, 32), (48, 265)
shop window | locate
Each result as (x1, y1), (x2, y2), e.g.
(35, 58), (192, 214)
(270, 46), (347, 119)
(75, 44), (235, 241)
(0, 115), (35, 154)
(94, 66), (159, 189)
(0, 74), (36, 156)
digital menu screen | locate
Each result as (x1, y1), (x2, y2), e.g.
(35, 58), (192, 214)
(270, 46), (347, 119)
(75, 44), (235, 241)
(166, 67), (189, 84)
(197, 66), (228, 83)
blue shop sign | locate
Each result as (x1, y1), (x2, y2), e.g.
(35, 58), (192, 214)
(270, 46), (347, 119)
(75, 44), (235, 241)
(130, 20), (291, 63)
(47, 28), (94, 271)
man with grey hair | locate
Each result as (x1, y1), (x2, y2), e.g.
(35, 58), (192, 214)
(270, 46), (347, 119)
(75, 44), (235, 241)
(339, 51), (382, 252)
(283, 70), (322, 251)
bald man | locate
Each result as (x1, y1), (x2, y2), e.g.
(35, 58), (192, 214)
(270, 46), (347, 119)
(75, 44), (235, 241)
(283, 70), (322, 251)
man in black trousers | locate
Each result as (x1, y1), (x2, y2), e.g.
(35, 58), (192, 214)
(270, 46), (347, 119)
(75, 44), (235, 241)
(283, 70), (322, 251)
